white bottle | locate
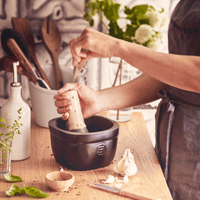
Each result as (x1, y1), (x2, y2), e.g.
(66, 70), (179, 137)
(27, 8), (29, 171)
(0, 62), (31, 160)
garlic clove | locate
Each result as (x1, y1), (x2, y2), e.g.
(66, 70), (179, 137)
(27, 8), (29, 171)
(101, 175), (115, 184)
(124, 160), (137, 177)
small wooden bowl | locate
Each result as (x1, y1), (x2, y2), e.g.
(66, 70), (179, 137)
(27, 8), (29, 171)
(45, 171), (75, 191)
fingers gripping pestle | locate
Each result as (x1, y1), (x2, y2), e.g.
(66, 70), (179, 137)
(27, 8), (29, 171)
(64, 90), (89, 133)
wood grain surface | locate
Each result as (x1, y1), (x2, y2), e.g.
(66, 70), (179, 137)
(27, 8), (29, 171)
(0, 111), (172, 200)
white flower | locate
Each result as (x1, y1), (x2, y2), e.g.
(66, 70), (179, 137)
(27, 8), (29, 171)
(147, 39), (161, 50)
(148, 11), (163, 28)
(135, 24), (153, 44)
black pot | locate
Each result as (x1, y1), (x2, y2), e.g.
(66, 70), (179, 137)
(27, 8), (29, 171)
(48, 115), (119, 170)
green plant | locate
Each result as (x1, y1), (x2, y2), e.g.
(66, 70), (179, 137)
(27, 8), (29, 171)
(84, 0), (168, 50)
(0, 108), (23, 154)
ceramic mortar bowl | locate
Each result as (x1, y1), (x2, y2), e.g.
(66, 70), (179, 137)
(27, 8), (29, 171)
(48, 115), (119, 170)
(45, 171), (75, 191)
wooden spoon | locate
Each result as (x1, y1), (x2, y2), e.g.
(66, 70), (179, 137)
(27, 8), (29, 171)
(41, 17), (63, 89)
(0, 55), (35, 82)
(11, 17), (52, 89)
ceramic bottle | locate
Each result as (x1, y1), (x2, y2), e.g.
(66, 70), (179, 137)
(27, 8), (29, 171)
(0, 62), (31, 160)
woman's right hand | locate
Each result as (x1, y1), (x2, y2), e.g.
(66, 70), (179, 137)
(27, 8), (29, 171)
(54, 82), (101, 120)
(69, 28), (118, 66)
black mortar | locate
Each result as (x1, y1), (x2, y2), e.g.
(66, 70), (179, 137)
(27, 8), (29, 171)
(48, 115), (119, 170)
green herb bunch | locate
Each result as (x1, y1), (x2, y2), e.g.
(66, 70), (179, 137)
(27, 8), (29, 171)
(0, 108), (23, 154)
(84, 0), (168, 50)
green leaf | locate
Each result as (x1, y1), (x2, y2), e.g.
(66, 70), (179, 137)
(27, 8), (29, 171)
(5, 185), (25, 197)
(0, 117), (8, 124)
(3, 174), (24, 183)
(24, 186), (50, 198)
(108, 21), (123, 39)
(124, 24), (138, 41)
(103, 1), (121, 22)
(125, 5), (155, 25)
(5, 185), (50, 198)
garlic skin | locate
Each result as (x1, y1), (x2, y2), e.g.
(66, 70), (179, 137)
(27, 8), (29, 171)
(114, 149), (137, 177)
(101, 175), (115, 184)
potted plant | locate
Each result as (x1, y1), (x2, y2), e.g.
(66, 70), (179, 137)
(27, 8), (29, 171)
(84, 0), (168, 120)
(0, 108), (23, 176)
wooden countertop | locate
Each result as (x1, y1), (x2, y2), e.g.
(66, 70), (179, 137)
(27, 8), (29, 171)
(0, 111), (172, 200)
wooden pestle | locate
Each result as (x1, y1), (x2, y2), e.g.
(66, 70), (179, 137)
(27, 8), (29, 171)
(64, 90), (89, 133)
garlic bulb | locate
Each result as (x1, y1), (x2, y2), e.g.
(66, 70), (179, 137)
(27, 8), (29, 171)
(114, 149), (137, 177)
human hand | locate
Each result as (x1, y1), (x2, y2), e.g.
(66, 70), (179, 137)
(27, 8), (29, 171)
(69, 28), (117, 66)
(54, 82), (100, 120)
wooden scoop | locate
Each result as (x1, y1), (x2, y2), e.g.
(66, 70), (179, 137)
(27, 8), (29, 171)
(41, 17), (63, 89)
(64, 90), (88, 133)
(11, 17), (52, 89)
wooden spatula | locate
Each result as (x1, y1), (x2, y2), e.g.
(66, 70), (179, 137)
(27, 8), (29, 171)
(41, 17), (63, 89)
(11, 17), (52, 89)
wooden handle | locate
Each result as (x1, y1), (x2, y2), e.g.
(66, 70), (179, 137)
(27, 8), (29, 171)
(6, 38), (37, 82)
(119, 190), (154, 200)
(72, 64), (84, 83)
(51, 54), (63, 89)
(31, 54), (52, 88)
(64, 90), (86, 131)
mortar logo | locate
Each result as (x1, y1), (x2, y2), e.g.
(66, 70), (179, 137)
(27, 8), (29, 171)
(96, 144), (106, 156)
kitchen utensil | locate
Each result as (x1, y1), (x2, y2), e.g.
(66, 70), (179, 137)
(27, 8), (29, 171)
(72, 64), (85, 83)
(1, 28), (30, 59)
(41, 17), (63, 89)
(72, 49), (88, 83)
(92, 183), (154, 200)
(63, 90), (88, 133)
(11, 17), (52, 89)
(48, 115), (119, 170)
(45, 171), (74, 191)
(0, 55), (35, 82)
(1, 29), (51, 89)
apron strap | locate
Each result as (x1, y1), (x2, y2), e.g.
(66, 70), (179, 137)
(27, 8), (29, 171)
(158, 90), (176, 182)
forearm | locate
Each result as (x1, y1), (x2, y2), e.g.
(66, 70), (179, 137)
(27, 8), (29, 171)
(98, 74), (167, 111)
(114, 40), (200, 93)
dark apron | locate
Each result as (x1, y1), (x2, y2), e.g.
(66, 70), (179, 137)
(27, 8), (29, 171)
(155, 0), (200, 199)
